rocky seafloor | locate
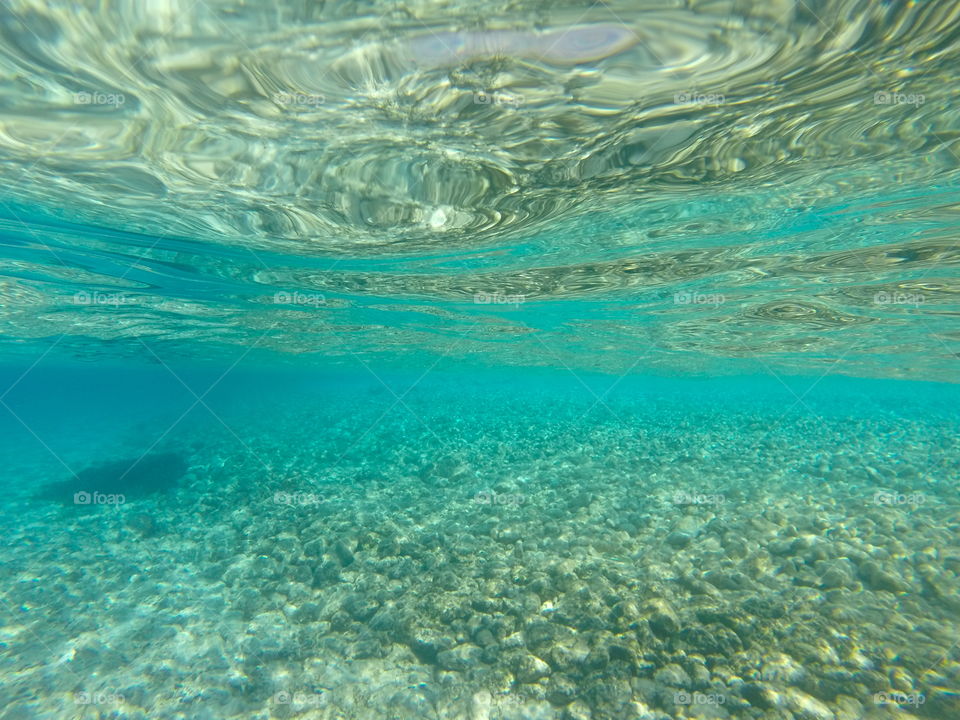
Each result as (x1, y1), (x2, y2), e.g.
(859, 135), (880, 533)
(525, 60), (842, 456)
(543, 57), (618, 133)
(2, 379), (959, 720)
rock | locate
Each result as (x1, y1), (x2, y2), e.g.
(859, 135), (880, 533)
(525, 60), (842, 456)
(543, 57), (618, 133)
(125, 512), (159, 538)
(666, 531), (693, 548)
(654, 663), (690, 688)
(408, 630), (453, 664)
(470, 690), (493, 720)
(760, 653), (806, 684)
(120, 683), (149, 707)
(333, 540), (355, 566)
(291, 602), (321, 624)
(785, 688), (834, 720)
(689, 663), (711, 690)
(610, 600), (642, 630)
(678, 625), (742, 655)
(474, 628), (496, 647)
(622, 700), (664, 720)
(545, 675), (578, 706)
(525, 620), (560, 650)
(437, 644), (483, 671)
(303, 538), (325, 557)
(584, 677), (632, 714)
(703, 569), (751, 591)
(502, 632), (525, 649)
(820, 565), (854, 589)
(496, 527), (523, 544)
(644, 599), (680, 638)
(369, 605), (406, 634)
(481, 644), (501, 665)
(513, 653), (552, 683)
(768, 538), (798, 556)
(501, 699), (557, 720)
(858, 561), (909, 593)
(565, 699), (592, 720)
(608, 642), (637, 665)
(742, 595), (786, 619)
(311, 560), (340, 587)
(676, 516), (701, 534)
(583, 646), (609, 671)
(831, 695), (865, 720)
(541, 644), (584, 674)
(352, 636), (384, 658)
(739, 683), (778, 710)
(235, 587), (264, 619)
(342, 594), (380, 622)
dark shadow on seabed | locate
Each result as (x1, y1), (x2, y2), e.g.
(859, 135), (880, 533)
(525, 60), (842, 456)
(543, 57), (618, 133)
(33, 452), (190, 506)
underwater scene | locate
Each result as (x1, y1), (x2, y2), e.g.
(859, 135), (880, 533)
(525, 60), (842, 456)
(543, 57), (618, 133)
(1, 1), (959, 718)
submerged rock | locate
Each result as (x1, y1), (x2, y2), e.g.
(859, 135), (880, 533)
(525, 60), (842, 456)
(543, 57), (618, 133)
(34, 452), (189, 504)
(858, 561), (910, 593)
(437, 643), (483, 671)
(665, 530), (693, 548)
(512, 653), (552, 683)
(342, 593), (380, 622)
(643, 599), (680, 638)
(653, 664), (691, 688)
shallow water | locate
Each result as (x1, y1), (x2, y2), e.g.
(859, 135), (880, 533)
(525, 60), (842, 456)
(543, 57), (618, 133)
(1, 1), (959, 719)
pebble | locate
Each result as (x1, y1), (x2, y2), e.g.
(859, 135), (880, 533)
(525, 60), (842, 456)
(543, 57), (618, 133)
(437, 644), (483, 671)
(7, 393), (960, 720)
(653, 663), (690, 688)
(513, 653), (552, 683)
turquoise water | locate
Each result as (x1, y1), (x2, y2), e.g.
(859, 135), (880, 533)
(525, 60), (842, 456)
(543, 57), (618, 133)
(2, 1), (960, 718)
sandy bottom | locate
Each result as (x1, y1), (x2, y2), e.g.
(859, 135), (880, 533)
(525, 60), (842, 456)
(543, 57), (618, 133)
(1, 383), (958, 720)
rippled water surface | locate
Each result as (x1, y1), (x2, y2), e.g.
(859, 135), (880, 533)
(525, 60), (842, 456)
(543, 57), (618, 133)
(0, 0), (958, 377)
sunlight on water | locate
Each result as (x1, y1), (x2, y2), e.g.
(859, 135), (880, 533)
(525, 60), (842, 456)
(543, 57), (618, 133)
(0, 0), (958, 377)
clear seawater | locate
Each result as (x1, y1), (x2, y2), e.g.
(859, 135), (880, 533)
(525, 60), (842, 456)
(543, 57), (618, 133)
(1, 1), (959, 719)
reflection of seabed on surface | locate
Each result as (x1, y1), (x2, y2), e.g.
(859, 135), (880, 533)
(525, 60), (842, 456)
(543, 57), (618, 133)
(0, 1), (958, 378)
